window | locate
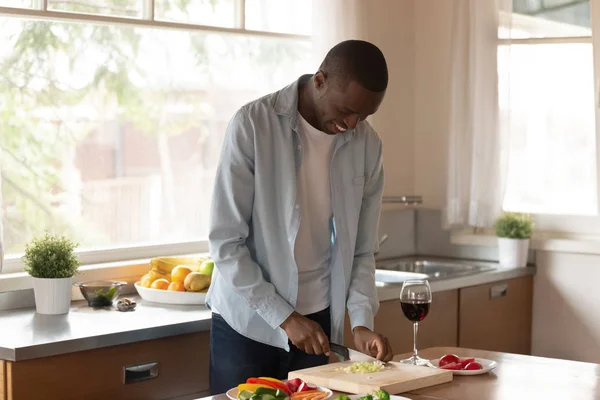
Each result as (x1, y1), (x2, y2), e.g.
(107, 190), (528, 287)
(0, 0), (313, 272)
(499, 0), (600, 217)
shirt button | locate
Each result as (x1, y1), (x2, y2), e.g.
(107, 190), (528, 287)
(288, 237), (293, 243)
(295, 204), (299, 209)
(297, 145), (301, 150)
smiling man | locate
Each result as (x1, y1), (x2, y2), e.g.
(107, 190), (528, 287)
(207, 40), (392, 394)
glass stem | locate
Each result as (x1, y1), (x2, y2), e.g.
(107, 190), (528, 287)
(413, 322), (419, 358)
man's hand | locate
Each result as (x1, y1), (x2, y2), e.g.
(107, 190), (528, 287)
(353, 326), (393, 362)
(280, 312), (331, 356)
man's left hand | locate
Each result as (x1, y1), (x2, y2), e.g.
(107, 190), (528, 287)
(352, 326), (394, 362)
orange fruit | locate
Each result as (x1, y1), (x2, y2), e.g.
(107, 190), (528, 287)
(140, 273), (153, 288)
(168, 282), (186, 292)
(151, 278), (170, 290)
(170, 265), (193, 284)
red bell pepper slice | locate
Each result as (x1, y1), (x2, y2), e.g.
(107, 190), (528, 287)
(246, 378), (292, 396)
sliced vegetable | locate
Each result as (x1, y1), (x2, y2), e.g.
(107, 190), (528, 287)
(438, 354), (460, 367)
(286, 378), (303, 393)
(373, 390), (390, 400)
(247, 378), (292, 396)
(291, 391), (328, 400)
(239, 390), (255, 400)
(440, 362), (462, 370)
(336, 360), (386, 374)
(464, 361), (483, 370)
(238, 383), (274, 393)
(334, 395), (350, 400)
(297, 382), (316, 393)
(458, 358), (475, 368)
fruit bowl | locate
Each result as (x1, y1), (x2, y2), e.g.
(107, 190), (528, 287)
(134, 282), (208, 305)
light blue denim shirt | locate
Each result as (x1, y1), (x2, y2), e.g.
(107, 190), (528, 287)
(206, 75), (384, 351)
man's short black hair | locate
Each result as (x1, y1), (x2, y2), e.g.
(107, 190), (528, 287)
(320, 40), (388, 93)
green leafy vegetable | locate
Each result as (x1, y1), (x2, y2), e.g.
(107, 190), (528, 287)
(373, 390), (390, 400)
(334, 395), (351, 400)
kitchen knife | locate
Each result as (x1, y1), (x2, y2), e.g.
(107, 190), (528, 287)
(329, 342), (380, 363)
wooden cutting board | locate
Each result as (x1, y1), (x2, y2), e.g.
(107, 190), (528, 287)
(288, 361), (452, 395)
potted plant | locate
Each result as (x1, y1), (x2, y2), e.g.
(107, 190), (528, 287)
(23, 232), (81, 314)
(494, 212), (534, 268)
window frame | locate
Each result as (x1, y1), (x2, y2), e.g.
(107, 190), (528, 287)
(0, 0), (311, 274)
(452, 3), (600, 250)
(500, 4), (600, 231)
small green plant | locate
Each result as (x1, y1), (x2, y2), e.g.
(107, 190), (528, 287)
(494, 212), (534, 239)
(22, 232), (80, 278)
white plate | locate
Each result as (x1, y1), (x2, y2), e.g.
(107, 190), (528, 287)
(348, 396), (411, 400)
(226, 386), (333, 400)
(427, 357), (498, 376)
(134, 282), (207, 305)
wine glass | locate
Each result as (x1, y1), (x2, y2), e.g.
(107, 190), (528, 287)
(399, 279), (432, 366)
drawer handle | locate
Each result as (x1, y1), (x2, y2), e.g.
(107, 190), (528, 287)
(490, 283), (508, 299)
(123, 361), (159, 384)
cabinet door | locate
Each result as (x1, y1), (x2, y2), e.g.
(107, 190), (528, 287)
(1, 360), (6, 400)
(342, 290), (459, 355)
(459, 276), (533, 355)
(7, 331), (210, 400)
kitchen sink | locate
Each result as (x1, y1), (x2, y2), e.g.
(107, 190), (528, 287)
(374, 269), (428, 284)
(375, 258), (496, 284)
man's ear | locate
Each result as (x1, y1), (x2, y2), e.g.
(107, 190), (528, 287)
(314, 70), (327, 90)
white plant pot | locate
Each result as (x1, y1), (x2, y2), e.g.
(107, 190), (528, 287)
(32, 277), (73, 315)
(497, 237), (530, 268)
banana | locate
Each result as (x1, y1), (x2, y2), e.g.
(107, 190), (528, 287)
(150, 256), (209, 273)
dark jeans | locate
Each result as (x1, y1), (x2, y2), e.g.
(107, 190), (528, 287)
(209, 308), (331, 395)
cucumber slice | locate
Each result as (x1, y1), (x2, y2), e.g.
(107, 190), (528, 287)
(239, 391), (255, 400)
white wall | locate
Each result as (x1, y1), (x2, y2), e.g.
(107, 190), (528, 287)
(363, 0), (416, 197)
(409, 0), (600, 363)
(414, 0), (452, 209)
(531, 251), (600, 362)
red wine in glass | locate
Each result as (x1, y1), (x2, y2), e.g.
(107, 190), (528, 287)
(399, 279), (432, 365)
(401, 301), (431, 322)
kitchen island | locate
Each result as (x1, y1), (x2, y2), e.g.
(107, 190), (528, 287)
(202, 347), (600, 400)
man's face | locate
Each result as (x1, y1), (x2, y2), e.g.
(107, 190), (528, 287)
(312, 71), (385, 135)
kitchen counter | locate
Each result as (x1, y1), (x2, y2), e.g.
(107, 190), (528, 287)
(198, 347), (600, 400)
(0, 257), (535, 362)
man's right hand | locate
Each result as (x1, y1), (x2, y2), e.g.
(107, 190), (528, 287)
(280, 312), (331, 356)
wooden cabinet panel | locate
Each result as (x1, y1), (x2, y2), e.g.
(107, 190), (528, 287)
(459, 276), (533, 355)
(342, 290), (459, 355)
(7, 331), (209, 400)
(1, 360), (6, 400)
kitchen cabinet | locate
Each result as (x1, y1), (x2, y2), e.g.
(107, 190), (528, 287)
(458, 276), (533, 355)
(1, 360), (6, 400)
(342, 290), (459, 355)
(3, 331), (210, 400)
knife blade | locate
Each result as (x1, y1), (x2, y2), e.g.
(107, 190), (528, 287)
(329, 342), (379, 363)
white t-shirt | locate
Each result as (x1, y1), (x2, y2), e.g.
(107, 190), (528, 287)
(294, 113), (336, 316)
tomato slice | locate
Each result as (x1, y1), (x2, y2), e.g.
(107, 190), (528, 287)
(439, 354), (460, 367)
(440, 362), (462, 370)
(458, 358), (475, 369)
(464, 361), (483, 370)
